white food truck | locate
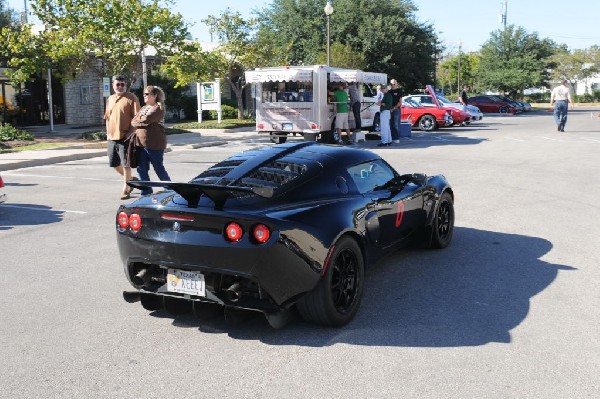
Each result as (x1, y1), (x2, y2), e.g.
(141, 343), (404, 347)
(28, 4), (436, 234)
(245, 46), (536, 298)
(245, 65), (387, 143)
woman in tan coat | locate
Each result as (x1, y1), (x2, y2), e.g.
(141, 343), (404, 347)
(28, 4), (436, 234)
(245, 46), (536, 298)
(129, 85), (171, 197)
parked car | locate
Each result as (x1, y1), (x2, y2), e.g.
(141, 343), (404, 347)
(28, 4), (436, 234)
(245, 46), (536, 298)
(463, 95), (518, 114)
(401, 98), (454, 131)
(496, 95), (531, 112)
(118, 142), (455, 328)
(404, 94), (482, 124)
(0, 175), (5, 204)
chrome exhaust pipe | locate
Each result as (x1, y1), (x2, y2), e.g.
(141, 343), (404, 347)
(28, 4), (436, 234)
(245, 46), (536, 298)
(122, 290), (141, 303)
(132, 268), (150, 286)
(225, 282), (242, 302)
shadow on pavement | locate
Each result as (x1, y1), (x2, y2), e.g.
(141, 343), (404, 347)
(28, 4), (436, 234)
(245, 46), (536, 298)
(150, 226), (574, 347)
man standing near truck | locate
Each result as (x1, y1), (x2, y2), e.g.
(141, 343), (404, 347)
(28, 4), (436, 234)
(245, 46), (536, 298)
(332, 83), (352, 144)
(389, 79), (403, 143)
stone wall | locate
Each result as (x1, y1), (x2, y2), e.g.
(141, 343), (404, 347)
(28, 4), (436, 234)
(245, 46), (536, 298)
(63, 69), (104, 127)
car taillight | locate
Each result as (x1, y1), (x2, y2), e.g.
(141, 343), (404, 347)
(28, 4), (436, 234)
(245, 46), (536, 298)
(252, 224), (271, 244)
(311, 123), (318, 129)
(117, 212), (129, 229)
(129, 214), (142, 232)
(225, 222), (243, 242)
(258, 123), (264, 129)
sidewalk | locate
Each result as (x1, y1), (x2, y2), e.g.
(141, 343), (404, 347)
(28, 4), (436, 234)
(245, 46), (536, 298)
(0, 124), (259, 172)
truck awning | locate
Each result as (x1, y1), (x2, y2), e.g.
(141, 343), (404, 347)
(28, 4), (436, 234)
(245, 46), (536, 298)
(329, 71), (387, 85)
(245, 70), (313, 83)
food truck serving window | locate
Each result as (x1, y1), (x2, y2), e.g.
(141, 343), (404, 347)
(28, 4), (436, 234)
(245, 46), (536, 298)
(261, 81), (313, 103)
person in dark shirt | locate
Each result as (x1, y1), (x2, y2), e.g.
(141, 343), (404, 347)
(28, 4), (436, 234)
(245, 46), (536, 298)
(376, 85), (393, 146)
(459, 85), (469, 111)
(389, 79), (403, 143)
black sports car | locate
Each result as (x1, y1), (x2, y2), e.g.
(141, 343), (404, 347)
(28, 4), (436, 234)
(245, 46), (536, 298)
(118, 142), (454, 328)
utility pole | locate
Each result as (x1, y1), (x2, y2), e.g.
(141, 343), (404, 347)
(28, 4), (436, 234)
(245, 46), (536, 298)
(457, 41), (462, 94)
(500, 0), (507, 29)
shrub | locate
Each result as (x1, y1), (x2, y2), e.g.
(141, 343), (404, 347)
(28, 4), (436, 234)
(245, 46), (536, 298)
(0, 123), (34, 141)
(208, 104), (237, 120)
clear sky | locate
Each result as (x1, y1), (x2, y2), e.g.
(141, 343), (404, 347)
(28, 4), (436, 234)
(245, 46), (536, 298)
(7, 0), (600, 54)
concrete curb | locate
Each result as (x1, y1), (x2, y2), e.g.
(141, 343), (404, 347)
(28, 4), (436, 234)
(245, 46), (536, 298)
(0, 149), (107, 172)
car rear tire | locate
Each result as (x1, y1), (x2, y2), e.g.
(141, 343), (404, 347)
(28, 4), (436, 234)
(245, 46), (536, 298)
(297, 236), (364, 326)
(418, 114), (437, 131)
(430, 191), (454, 249)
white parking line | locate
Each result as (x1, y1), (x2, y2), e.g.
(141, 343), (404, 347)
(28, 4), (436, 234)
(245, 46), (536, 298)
(3, 173), (119, 181)
(504, 137), (525, 142)
(580, 137), (600, 143)
(0, 204), (87, 214)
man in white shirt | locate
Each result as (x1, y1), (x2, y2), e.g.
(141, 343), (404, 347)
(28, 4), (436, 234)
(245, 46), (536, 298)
(550, 80), (574, 132)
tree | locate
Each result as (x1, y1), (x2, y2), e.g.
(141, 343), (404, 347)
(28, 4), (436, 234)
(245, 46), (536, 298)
(163, 9), (272, 119)
(257, 0), (438, 92)
(550, 48), (599, 95)
(437, 52), (479, 96)
(0, 0), (19, 30)
(2, 0), (189, 84)
(477, 25), (558, 97)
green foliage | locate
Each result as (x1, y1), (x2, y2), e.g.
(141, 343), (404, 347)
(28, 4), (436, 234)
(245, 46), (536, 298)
(477, 25), (559, 96)
(0, 0), (18, 30)
(81, 130), (106, 141)
(4, 0), (189, 84)
(0, 123), (34, 141)
(163, 9), (271, 119)
(208, 104), (237, 120)
(172, 119), (255, 130)
(257, 0), (437, 92)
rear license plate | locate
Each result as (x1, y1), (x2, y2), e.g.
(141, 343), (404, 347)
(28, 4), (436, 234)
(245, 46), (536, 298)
(282, 123), (293, 131)
(167, 269), (205, 296)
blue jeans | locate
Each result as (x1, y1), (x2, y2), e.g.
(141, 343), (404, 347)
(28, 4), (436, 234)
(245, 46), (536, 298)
(553, 100), (568, 129)
(136, 148), (171, 195)
(351, 102), (362, 131)
(380, 110), (391, 144)
(390, 108), (400, 140)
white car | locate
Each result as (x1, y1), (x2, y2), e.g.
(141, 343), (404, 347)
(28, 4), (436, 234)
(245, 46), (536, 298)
(405, 94), (484, 123)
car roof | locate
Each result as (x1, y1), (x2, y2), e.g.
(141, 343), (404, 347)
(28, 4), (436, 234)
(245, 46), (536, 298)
(191, 142), (381, 197)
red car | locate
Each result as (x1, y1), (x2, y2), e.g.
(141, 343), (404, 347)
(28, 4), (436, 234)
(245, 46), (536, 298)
(466, 95), (518, 114)
(0, 175), (6, 204)
(401, 99), (453, 131)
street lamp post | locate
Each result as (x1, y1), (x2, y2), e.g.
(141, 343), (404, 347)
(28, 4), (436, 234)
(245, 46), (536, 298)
(324, 1), (333, 66)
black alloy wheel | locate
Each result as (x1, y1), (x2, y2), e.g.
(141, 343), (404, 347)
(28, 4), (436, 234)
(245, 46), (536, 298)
(499, 106), (509, 113)
(297, 236), (364, 326)
(430, 191), (454, 249)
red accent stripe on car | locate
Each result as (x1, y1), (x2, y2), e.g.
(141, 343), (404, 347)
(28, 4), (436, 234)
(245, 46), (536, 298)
(321, 244), (335, 276)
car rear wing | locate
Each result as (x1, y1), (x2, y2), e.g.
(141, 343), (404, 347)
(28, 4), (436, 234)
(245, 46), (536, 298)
(126, 181), (274, 209)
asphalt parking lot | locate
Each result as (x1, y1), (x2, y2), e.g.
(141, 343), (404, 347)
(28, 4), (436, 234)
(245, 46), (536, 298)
(1, 108), (599, 398)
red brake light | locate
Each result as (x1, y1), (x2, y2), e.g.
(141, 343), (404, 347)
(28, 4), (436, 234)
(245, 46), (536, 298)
(225, 222), (243, 242)
(252, 224), (271, 244)
(311, 123), (318, 129)
(258, 123), (264, 129)
(117, 212), (129, 229)
(129, 214), (142, 231)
